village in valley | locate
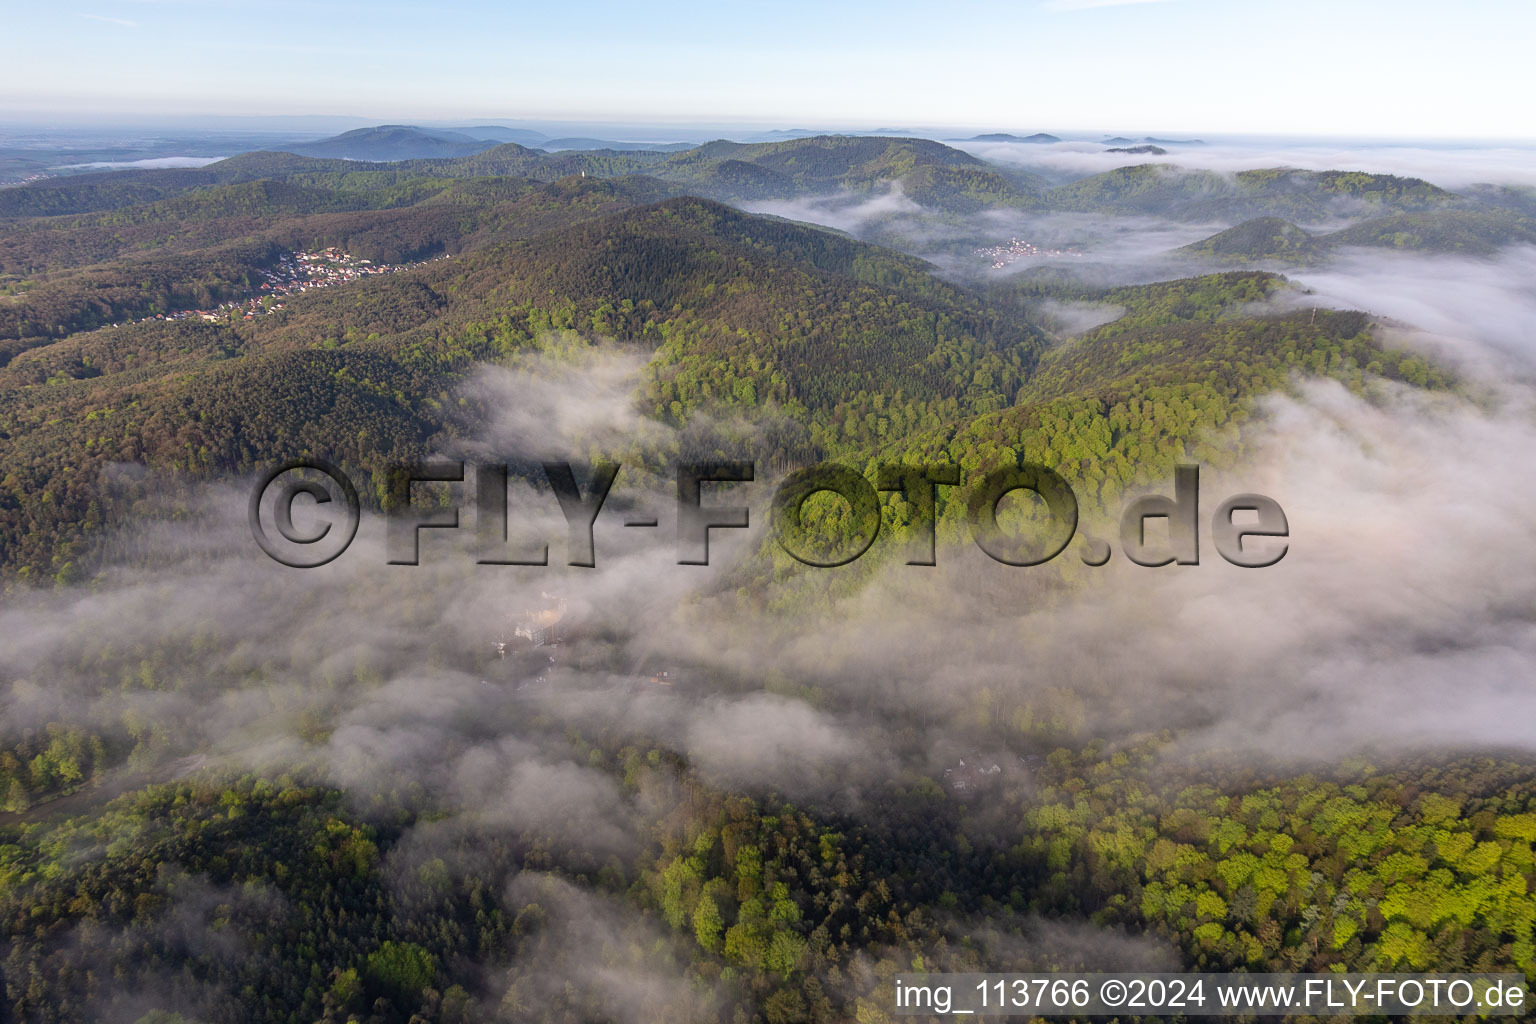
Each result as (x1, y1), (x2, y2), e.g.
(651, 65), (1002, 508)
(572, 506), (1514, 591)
(973, 237), (1081, 269)
(5, 171), (54, 187)
(230, 247), (404, 320)
(127, 247), (443, 327)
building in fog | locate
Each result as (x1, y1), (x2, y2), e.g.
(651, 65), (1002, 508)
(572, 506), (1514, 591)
(510, 594), (568, 649)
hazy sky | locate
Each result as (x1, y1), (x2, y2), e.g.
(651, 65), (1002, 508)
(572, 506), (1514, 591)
(5, 0), (1531, 138)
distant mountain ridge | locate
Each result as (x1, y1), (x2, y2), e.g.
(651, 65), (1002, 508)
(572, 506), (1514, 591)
(438, 125), (548, 145)
(283, 125), (502, 161)
(539, 138), (695, 153)
(960, 133), (1061, 144)
(3, 131), (1521, 240)
(1104, 136), (1206, 146)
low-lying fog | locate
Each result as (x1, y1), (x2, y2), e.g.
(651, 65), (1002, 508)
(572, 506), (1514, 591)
(742, 190), (1225, 284)
(8, 230), (1536, 804)
(748, 138), (1536, 290)
(958, 137), (1536, 190)
(5, 138), (1536, 1008)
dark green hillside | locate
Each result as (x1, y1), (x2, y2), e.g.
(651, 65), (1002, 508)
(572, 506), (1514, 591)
(275, 174), (679, 263)
(1180, 217), (1323, 261)
(1321, 208), (1536, 254)
(245, 194), (1045, 434)
(1180, 209), (1536, 261)
(1462, 182), (1536, 217)
(1050, 165), (1457, 222)
(1047, 165), (1233, 215)
(0, 153), (381, 218)
(0, 174), (677, 280)
(0, 172), (225, 218)
(62, 176), (442, 225)
(653, 136), (1043, 210)
(0, 239), (285, 356)
(455, 144), (662, 180)
(897, 163), (1042, 212)
(0, 196), (1043, 578)
(0, 187), (1473, 580)
(0, 177), (403, 277)
(478, 198), (1043, 420)
(0, 147), (571, 220)
(681, 135), (980, 182)
(519, 135), (1047, 210)
(0, 135), (1039, 224)
(1014, 275), (1437, 408)
(672, 157), (794, 199)
(1237, 168), (1456, 208)
(870, 272), (1447, 518)
(0, 176), (687, 343)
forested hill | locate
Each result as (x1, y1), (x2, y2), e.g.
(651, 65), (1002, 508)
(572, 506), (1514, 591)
(283, 124), (502, 161)
(643, 135), (1046, 208)
(0, 174), (681, 345)
(0, 135), (1044, 219)
(1181, 210), (1536, 261)
(0, 195), (1044, 579)
(1046, 165), (1460, 222)
(825, 272), (1446, 529)
(0, 183), (1442, 584)
(1, 127), (1511, 581)
(449, 197), (1046, 421)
